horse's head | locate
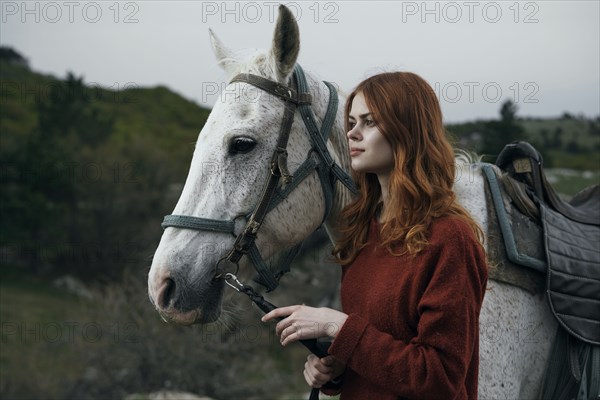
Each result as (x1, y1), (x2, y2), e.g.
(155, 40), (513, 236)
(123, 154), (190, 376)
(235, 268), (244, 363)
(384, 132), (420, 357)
(148, 6), (348, 325)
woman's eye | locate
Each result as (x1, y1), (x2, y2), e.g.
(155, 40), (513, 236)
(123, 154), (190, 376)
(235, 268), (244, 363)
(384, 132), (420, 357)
(365, 119), (375, 127)
(348, 122), (356, 129)
(229, 137), (257, 155)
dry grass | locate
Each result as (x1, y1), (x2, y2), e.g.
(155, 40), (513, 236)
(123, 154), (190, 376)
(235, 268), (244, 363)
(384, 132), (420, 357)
(1, 237), (338, 399)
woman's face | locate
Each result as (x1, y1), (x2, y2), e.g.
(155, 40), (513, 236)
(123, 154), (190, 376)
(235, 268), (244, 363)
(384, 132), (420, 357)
(347, 92), (394, 177)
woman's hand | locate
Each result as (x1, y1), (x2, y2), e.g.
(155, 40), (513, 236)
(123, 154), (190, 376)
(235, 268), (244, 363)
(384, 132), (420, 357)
(304, 354), (346, 388)
(261, 305), (348, 346)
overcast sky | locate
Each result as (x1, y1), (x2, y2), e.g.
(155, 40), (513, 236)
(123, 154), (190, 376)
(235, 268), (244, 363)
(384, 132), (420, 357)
(2, 0), (599, 123)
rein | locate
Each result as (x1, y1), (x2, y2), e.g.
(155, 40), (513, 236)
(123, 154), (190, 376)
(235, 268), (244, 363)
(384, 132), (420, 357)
(161, 64), (356, 291)
(224, 272), (330, 400)
(224, 272), (330, 359)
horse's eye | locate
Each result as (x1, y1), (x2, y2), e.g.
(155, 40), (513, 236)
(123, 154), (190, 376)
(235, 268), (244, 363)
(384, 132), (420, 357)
(229, 137), (257, 155)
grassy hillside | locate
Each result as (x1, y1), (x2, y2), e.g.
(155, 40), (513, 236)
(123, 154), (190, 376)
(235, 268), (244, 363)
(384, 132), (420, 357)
(0, 57), (213, 280)
(447, 114), (600, 171)
(0, 60), (209, 180)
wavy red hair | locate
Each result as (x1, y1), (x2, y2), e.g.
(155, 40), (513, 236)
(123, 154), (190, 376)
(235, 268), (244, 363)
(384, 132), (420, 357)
(333, 72), (484, 264)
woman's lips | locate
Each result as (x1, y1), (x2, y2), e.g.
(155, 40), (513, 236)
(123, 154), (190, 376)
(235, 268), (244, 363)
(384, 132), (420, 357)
(350, 148), (364, 157)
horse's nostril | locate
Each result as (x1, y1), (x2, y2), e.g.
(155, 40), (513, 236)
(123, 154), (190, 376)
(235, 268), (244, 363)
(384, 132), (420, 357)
(160, 278), (176, 309)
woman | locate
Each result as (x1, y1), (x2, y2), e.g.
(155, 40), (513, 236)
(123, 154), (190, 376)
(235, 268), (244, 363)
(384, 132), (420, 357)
(262, 71), (488, 399)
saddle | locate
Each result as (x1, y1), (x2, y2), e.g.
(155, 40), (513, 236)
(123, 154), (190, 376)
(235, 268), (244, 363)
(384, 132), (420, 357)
(495, 141), (600, 225)
(482, 141), (600, 399)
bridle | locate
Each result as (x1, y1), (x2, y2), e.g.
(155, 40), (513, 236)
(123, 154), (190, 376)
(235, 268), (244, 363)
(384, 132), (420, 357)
(160, 64), (357, 292)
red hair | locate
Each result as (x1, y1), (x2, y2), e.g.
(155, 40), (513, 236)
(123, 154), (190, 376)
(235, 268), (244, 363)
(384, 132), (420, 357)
(333, 72), (484, 264)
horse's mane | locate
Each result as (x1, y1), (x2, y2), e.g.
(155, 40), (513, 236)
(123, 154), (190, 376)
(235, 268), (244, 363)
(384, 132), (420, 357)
(217, 51), (280, 81)
(455, 148), (482, 165)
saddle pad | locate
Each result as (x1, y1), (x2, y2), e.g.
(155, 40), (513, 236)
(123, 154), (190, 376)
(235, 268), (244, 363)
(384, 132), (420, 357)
(542, 204), (600, 345)
(482, 163), (547, 273)
(483, 167), (545, 294)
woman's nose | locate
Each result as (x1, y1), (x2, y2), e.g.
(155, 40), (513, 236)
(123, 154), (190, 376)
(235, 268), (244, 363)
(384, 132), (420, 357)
(347, 126), (361, 141)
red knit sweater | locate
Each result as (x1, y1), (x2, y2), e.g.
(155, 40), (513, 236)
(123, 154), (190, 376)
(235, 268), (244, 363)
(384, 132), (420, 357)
(323, 216), (488, 400)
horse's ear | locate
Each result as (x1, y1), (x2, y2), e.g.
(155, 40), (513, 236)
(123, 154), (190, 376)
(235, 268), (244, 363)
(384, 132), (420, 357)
(269, 5), (300, 82)
(209, 28), (239, 76)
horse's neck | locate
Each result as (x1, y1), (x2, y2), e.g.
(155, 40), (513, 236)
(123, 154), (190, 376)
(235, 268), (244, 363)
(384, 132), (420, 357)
(322, 93), (353, 245)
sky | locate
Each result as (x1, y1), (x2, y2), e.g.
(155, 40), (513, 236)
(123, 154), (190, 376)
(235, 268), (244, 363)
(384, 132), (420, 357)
(1, 0), (599, 123)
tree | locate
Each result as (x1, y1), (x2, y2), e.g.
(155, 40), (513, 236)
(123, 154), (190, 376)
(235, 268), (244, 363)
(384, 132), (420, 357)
(0, 46), (29, 67)
(1, 61), (207, 280)
(500, 100), (518, 123)
(2, 72), (114, 274)
(481, 99), (525, 160)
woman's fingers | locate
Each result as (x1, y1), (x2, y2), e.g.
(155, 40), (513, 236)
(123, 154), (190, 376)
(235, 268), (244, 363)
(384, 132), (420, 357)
(261, 305), (299, 323)
(303, 354), (334, 387)
(315, 356), (335, 373)
(280, 323), (300, 346)
(261, 305), (300, 337)
(303, 367), (322, 388)
(262, 305), (348, 345)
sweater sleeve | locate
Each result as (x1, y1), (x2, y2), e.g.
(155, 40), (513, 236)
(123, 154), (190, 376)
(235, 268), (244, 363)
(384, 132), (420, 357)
(328, 226), (487, 399)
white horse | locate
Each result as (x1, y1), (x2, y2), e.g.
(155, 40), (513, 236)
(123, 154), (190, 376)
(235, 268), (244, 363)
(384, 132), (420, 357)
(148, 6), (557, 399)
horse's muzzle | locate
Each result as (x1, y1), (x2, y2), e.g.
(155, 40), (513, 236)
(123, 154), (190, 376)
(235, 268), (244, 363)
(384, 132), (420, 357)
(149, 270), (224, 325)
